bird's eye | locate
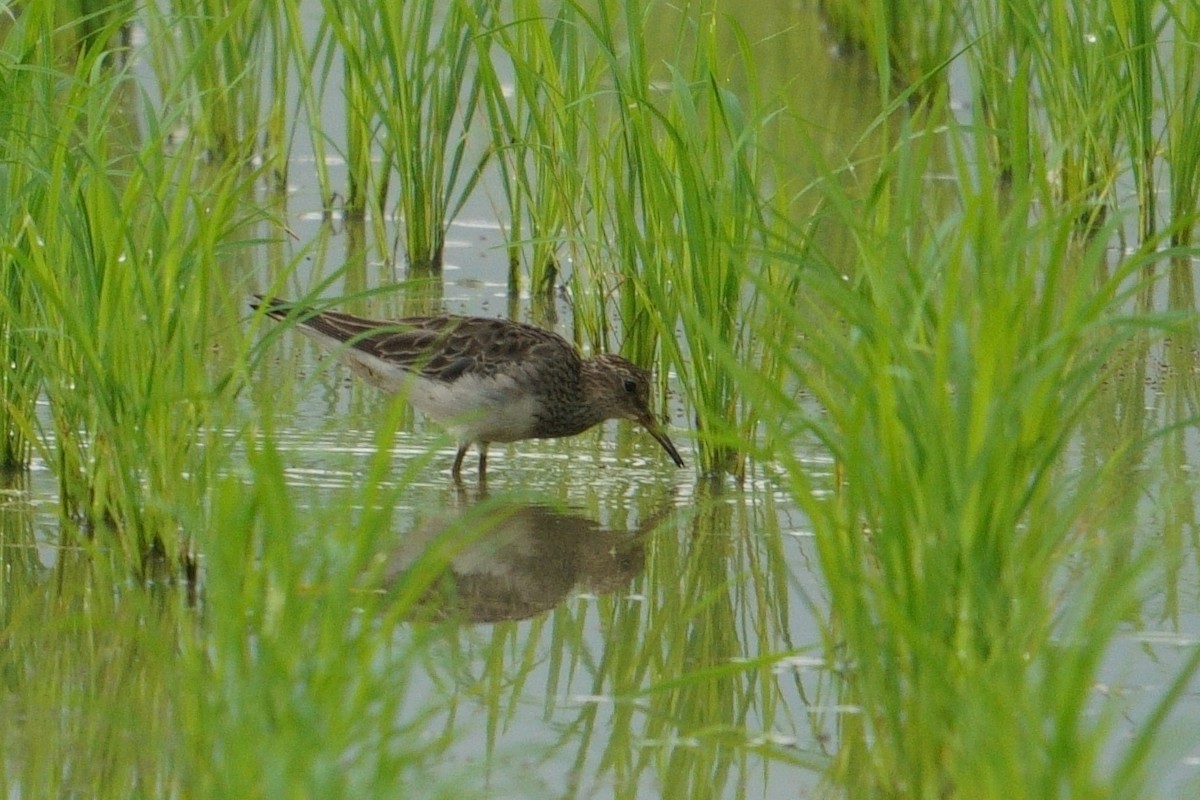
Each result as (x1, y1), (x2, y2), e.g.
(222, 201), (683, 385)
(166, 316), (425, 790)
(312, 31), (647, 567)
(623, 378), (638, 394)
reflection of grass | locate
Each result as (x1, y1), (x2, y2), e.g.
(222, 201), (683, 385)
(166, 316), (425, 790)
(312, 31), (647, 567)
(437, 483), (821, 798)
(1, 553), (185, 795)
(1, 432), (460, 798)
(180, 431), (461, 797)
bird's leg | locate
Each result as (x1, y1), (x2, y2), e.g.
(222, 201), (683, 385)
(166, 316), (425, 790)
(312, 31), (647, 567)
(477, 443), (489, 480)
(452, 443), (469, 481)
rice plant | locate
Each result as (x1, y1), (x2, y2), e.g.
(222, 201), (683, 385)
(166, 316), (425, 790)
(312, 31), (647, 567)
(0, 252), (39, 472)
(815, 0), (958, 96)
(0, 15), (258, 575)
(960, 0), (1037, 187)
(1163, 2), (1200, 246)
(143, 0), (283, 166)
(538, 2), (802, 478)
(759, 110), (1200, 796)
(5, 0), (1200, 796)
(1108, 0), (1158, 241)
(319, 0), (494, 271)
(0, 94), (43, 470)
(476, 0), (600, 299)
(0, 4), (81, 473)
(60, 0), (135, 56)
(1020, 0), (1123, 228)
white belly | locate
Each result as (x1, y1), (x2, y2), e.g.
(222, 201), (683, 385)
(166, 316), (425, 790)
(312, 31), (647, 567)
(406, 372), (541, 443)
(300, 327), (543, 443)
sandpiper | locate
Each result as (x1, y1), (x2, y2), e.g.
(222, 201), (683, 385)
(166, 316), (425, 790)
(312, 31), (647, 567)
(252, 296), (685, 480)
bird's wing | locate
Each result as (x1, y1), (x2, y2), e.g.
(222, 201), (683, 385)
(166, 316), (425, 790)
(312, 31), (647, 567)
(257, 296), (578, 382)
(372, 316), (577, 382)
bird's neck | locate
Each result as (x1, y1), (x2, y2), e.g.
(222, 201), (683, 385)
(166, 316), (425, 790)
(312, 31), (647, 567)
(535, 359), (610, 438)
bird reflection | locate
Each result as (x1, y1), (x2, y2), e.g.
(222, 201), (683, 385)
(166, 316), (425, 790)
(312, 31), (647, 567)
(379, 497), (655, 623)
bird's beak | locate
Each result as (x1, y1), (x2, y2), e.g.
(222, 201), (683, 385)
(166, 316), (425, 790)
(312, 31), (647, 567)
(637, 412), (685, 468)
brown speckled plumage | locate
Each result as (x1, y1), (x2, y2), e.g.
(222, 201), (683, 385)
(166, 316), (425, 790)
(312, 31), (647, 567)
(252, 296), (685, 480)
